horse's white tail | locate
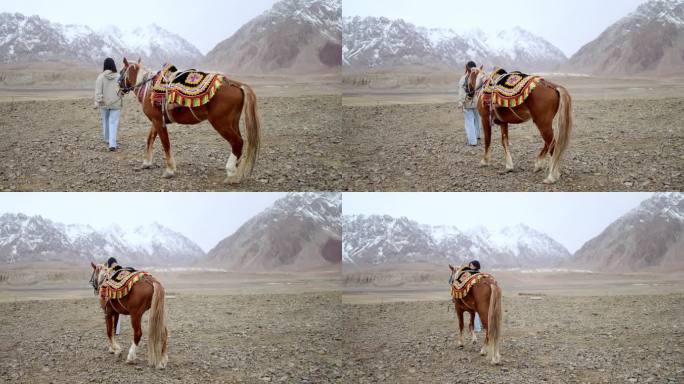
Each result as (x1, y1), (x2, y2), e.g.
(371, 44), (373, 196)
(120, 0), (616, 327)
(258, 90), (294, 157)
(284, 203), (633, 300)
(487, 283), (503, 365)
(148, 280), (168, 369)
(236, 84), (261, 180)
(546, 85), (573, 183)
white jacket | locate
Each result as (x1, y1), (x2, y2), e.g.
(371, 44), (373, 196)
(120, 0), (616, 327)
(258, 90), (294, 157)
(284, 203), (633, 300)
(94, 70), (122, 110)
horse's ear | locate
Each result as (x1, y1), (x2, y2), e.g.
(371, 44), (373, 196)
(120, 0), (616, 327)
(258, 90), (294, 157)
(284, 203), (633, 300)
(137, 57), (141, 64)
(479, 65), (483, 70)
(449, 264), (455, 271)
(123, 57), (129, 67)
(90, 262), (97, 270)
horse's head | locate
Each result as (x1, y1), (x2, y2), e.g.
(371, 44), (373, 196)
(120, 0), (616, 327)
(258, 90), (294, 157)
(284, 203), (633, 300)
(466, 65), (486, 98)
(448, 264), (457, 285)
(119, 57), (142, 94)
(89, 262), (108, 295)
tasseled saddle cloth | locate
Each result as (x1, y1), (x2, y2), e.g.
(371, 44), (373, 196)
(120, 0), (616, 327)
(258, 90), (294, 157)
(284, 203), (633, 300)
(99, 263), (150, 300)
(450, 270), (492, 299)
(482, 69), (541, 108)
(150, 63), (225, 108)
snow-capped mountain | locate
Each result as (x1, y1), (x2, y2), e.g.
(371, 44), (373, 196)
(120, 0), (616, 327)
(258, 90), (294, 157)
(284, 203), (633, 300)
(0, 12), (202, 67)
(571, 193), (684, 272)
(0, 213), (205, 265)
(567, 0), (684, 75)
(206, 193), (341, 272)
(343, 16), (567, 71)
(203, 0), (342, 74)
(343, 215), (570, 268)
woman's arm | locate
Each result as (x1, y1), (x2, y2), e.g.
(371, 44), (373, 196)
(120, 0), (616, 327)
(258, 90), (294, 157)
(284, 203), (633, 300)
(94, 74), (103, 106)
(457, 75), (466, 110)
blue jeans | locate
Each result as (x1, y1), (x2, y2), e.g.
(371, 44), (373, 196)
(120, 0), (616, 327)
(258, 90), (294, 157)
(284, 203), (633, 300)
(100, 108), (120, 149)
(464, 108), (481, 146)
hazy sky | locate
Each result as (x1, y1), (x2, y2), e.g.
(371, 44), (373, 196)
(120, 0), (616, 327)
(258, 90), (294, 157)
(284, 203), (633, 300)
(0, 193), (286, 251)
(343, 0), (649, 56)
(342, 193), (653, 253)
(0, 0), (279, 54)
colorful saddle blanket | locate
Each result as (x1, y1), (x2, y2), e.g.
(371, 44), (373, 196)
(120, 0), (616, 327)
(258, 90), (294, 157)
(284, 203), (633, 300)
(150, 64), (225, 108)
(483, 71), (541, 108)
(451, 272), (492, 299)
(100, 266), (150, 300)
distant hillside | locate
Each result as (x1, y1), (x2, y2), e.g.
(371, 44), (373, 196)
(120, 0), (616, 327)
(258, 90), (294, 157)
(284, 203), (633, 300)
(0, 213), (204, 266)
(570, 193), (684, 272)
(0, 12), (202, 68)
(206, 193), (341, 272)
(567, 0), (684, 75)
(343, 215), (571, 268)
(203, 0), (341, 74)
(343, 16), (567, 72)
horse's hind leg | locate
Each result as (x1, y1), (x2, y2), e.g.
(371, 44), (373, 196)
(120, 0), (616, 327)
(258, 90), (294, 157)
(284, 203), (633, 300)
(142, 125), (158, 169)
(500, 123), (514, 171)
(156, 123), (177, 178)
(535, 121), (554, 173)
(126, 312), (143, 364)
(209, 111), (244, 184)
(106, 314), (121, 356)
(456, 304), (465, 348)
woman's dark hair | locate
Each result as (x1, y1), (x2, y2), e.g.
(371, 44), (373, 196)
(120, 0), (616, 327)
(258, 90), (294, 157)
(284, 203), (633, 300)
(466, 61), (477, 70)
(103, 58), (117, 73)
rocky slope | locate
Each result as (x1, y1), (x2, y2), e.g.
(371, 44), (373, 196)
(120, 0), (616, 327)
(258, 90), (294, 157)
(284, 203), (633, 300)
(0, 12), (202, 68)
(571, 192), (684, 272)
(567, 0), (684, 75)
(206, 193), (341, 272)
(203, 0), (341, 74)
(342, 214), (570, 268)
(343, 16), (567, 72)
(0, 213), (204, 265)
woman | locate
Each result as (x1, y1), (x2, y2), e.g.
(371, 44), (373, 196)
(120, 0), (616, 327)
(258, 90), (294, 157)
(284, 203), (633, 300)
(94, 58), (122, 151)
(458, 61), (482, 146)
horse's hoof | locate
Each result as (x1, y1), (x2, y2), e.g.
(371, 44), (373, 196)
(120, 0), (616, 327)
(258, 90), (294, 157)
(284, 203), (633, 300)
(480, 160), (489, 167)
(224, 176), (241, 185)
(543, 177), (557, 184)
(141, 163), (152, 169)
(126, 359), (136, 365)
(162, 170), (175, 179)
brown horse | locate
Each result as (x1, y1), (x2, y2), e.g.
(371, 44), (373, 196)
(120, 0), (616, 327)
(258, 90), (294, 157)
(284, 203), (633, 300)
(449, 264), (502, 364)
(467, 66), (573, 184)
(90, 262), (168, 368)
(119, 58), (260, 184)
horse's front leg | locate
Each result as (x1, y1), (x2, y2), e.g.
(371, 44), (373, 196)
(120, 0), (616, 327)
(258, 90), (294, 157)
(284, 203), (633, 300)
(106, 313), (121, 356)
(469, 311), (478, 345)
(126, 312), (143, 364)
(156, 123), (176, 179)
(142, 124), (158, 169)
(480, 110), (492, 166)
(500, 123), (514, 172)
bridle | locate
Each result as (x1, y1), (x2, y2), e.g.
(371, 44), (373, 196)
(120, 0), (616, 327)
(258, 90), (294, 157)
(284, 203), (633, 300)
(89, 264), (108, 295)
(118, 63), (155, 96)
(466, 69), (485, 98)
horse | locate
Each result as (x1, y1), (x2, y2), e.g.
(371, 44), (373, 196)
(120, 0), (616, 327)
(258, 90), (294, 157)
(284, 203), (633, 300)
(89, 261), (168, 368)
(118, 58), (261, 184)
(448, 264), (503, 365)
(467, 66), (573, 184)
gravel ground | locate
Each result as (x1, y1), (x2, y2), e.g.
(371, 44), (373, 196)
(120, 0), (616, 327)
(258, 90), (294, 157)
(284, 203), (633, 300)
(342, 98), (684, 191)
(0, 95), (343, 191)
(0, 292), (342, 384)
(340, 295), (684, 384)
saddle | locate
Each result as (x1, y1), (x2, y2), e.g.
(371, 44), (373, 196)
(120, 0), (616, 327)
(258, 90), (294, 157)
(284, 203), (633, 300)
(482, 69), (541, 108)
(451, 266), (491, 299)
(150, 63), (225, 108)
(99, 263), (150, 300)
